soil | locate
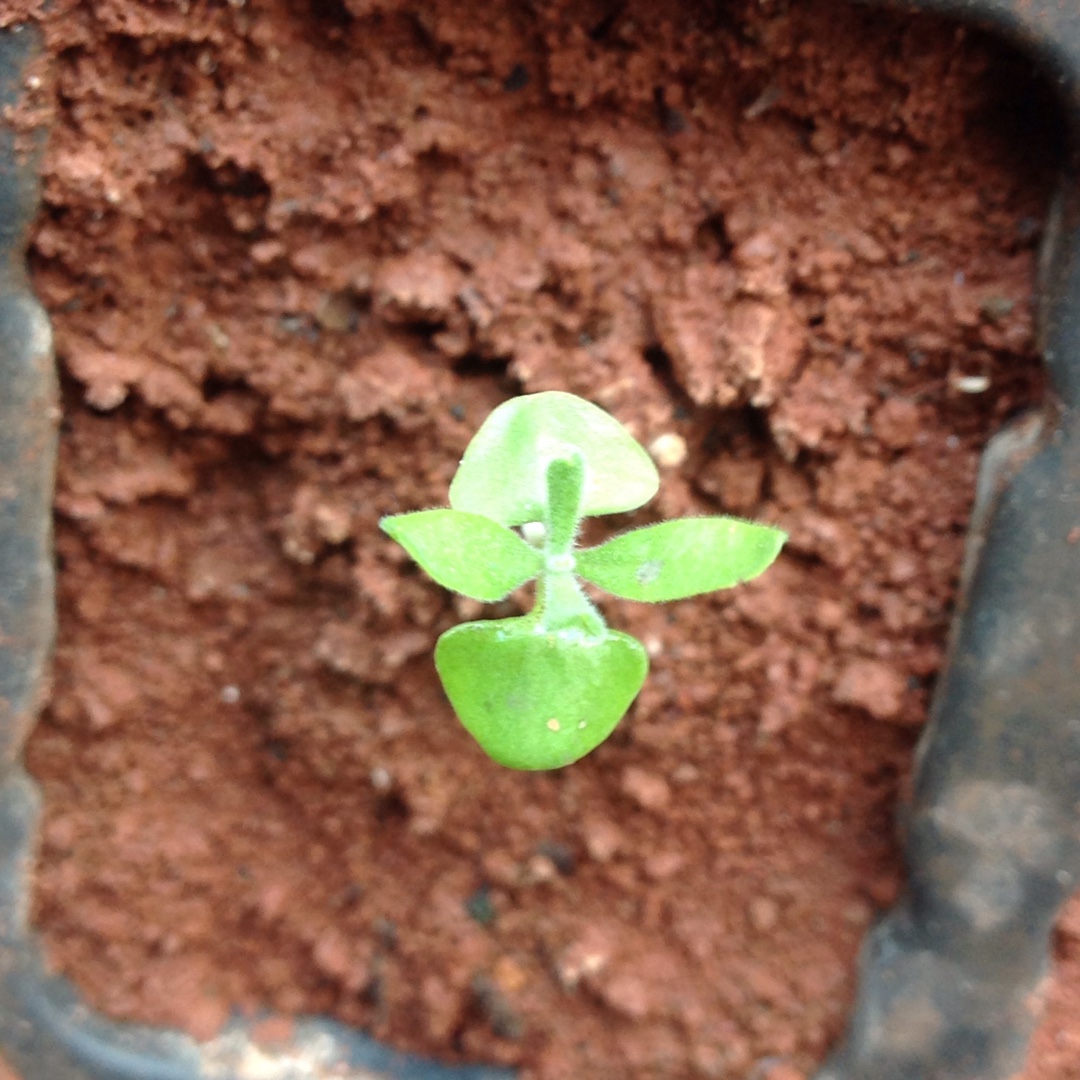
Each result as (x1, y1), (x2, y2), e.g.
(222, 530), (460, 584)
(11, 0), (1079, 1077)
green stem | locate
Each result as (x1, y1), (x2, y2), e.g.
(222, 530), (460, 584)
(536, 570), (605, 637)
(535, 453), (606, 638)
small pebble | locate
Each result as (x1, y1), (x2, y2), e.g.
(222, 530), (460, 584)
(524, 854), (558, 884)
(832, 659), (906, 723)
(644, 851), (686, 881)
(581, 817), (624, 862)
(621, 766), (672, 812)
(951, 372), (990, 394)
(315, 290), (360, 333)
(599, 972), (651, 1019)
(980, 294), (1014, 322)
(492, 955), (528, 994)
(648, 432), (688, 468)
(553, 927), (614, 989)
(464, 886), (496, 926)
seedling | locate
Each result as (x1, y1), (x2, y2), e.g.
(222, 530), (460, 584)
(381, 392), (786, 770)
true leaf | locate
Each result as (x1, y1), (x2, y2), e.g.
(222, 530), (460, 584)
(435, 617), (648, 770)
(449, 391), (659, 526)
(380, 510), (543, 602)
(576, 517), (787, 602)
(544, 453), (585, 554)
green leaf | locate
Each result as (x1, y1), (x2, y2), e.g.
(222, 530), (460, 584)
(449, 391), (659, 526)
(381, 510), (543, 602)
(575, 517), (787, 602)
(544, 453), (584, 554)
(435, 617), (648, 770)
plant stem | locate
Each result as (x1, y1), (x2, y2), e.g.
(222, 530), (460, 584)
(536, 453), (606, 638)
(536, 569), (605, 637)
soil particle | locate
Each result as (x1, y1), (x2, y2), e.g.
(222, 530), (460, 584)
(872, 397), (922, 451)
(748, 897), (781, 935)
(580, 815), (624, 863)
(15, 0), (1076, 1077)
(831, 658), (909, 724)
(374, 252), (464, 324)
(620, 766), (673, 812)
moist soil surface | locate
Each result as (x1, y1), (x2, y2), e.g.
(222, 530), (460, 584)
(12, 0), (1080, 1077)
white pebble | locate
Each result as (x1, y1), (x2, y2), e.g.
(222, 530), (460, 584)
(648, 432), (687, 468)
(952, 374), (990, 394)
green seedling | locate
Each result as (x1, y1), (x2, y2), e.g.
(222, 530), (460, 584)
(381, 391), (786, 771)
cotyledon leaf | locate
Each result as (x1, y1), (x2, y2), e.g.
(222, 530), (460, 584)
(380, 509), (543, 602)
(575, 517), (787, 602)
(449, 391), (659, 526)
(435, 617), (649, 770)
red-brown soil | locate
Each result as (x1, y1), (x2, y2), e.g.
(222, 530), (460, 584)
(14, 0), (1080, 1077)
